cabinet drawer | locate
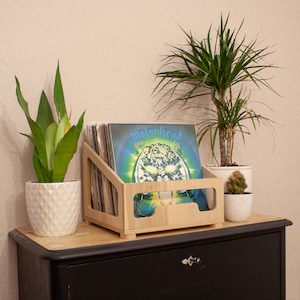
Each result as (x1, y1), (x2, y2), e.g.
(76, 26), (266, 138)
(68, 232), (281, 300)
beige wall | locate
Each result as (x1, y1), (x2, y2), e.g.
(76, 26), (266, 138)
(1, 1), (299, 299)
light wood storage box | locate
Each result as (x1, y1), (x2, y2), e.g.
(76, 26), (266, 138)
(82, 142), (224, 239)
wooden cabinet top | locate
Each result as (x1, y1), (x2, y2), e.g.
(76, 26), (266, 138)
(10, 214), (292, 257)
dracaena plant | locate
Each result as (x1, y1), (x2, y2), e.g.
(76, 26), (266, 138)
(15, 63), (85, 183)
(154, 15), (277, 166)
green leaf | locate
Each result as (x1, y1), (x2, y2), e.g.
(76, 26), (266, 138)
(15, 77), (49, 174)
(55, 113), (70, 149)
(54, 63), (67, 121)
(36, 91), (55, 135)
(45, 122), (58, 170)
(15, 77), (31, 119)
(52, 112), (85, 182)
(33, 147), (52, 183)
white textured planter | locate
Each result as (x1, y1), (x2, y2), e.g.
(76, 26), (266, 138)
(224, 193), (253, 222)
(25, 180), (81, 237)
(207, 165), (253, 193)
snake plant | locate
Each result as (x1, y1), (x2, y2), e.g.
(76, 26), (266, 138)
(154, 15), (277, 166)
(15, 63), (85, 183)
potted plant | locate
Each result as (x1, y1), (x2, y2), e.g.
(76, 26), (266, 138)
(224, 171), (253, 221)
(15, 63), (85, 237)
(153, 14), (277, 190)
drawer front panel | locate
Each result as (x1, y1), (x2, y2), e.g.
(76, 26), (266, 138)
(68, 232), (282, 300)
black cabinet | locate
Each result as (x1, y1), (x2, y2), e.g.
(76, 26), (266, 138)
(10, 214), (292, 300)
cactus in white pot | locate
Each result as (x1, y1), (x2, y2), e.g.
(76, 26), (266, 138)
(224, 171), (253, 222)
(226, 171), (248, 194)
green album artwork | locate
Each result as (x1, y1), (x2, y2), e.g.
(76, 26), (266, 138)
(107, 123), (209, 217)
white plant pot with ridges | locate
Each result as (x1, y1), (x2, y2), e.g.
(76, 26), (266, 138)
(25, 180), (81, 237)
(224, 193), (253, 222)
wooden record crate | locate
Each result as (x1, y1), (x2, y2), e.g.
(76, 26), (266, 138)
(82, 142), (224, 239)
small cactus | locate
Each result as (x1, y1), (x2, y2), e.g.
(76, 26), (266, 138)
(226, 171), (248, 194)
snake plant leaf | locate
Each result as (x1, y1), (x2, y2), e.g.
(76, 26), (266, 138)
(33, 147), (45, 182)
(45, 122), (58, 171)
(54, 63), (67, 121)
(15, 77), (32, 122)
(55, 113), (70, 149)
(36, 91), (55, 135)
(52, 112), (85, 182)
(33, 147), (52, 182)
(15, 77), (48, 171)
(19, 133), (35, 144)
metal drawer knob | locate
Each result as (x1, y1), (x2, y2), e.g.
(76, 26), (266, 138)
(182, 256), (201, 267)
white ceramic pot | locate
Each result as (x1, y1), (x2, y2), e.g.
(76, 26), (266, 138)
(25, 180), (81, 237)
(207, 165), (253, 193)
(224, 193), (253, 222)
